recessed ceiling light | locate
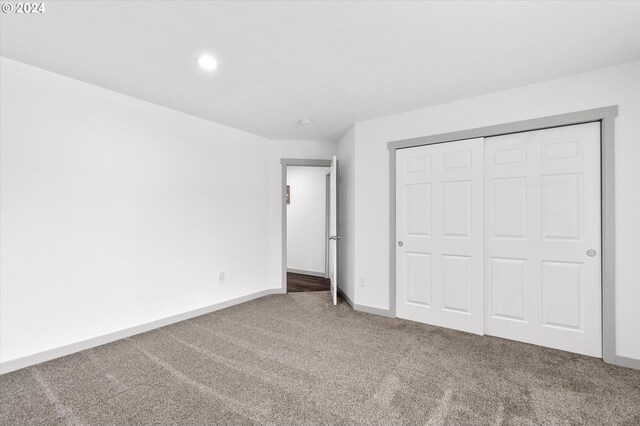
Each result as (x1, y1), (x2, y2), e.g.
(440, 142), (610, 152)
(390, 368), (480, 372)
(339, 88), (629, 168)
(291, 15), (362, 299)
(298, 118), (313, 126)
(196, 54), (218, 71)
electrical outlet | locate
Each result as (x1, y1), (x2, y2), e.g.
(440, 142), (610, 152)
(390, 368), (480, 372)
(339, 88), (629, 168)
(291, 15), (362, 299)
(219, 271), (225, 284)
(358, 276), (366, 287)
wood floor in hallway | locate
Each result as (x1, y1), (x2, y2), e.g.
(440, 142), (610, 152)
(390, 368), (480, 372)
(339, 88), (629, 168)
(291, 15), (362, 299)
(287, 272), (330, 292)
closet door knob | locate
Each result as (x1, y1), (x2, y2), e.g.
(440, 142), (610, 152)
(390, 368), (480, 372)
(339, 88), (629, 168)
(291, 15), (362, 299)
(398, 241), (404, 247)
(587, 249), (596, 257)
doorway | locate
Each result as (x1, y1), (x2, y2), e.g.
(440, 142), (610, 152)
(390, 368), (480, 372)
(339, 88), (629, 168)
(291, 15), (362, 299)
(286, 165), (330, 291)
(281, 158), (339, 303)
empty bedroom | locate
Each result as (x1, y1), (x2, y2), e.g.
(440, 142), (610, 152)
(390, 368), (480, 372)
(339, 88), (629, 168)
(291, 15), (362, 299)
(1, 1), (639, 425)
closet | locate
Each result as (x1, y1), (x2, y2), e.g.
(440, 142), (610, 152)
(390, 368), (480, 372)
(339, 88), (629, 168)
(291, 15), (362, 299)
(395, 122), (602, 357)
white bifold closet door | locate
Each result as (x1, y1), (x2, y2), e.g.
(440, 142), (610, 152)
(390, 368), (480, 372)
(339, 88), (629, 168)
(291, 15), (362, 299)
(484, 122), (601, 357)
(396, 138), (485, 335)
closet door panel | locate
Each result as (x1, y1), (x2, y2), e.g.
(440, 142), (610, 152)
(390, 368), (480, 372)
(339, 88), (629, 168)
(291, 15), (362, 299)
(484, 122), (602, 357)
(396, 138), (484, 335)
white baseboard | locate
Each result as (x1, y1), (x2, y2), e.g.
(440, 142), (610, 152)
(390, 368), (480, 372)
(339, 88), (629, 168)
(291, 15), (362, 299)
(337, 288), (393, 317)
(616, 355), (640, 370)
(338, 287), (355, 308)
(337, 287), (393, 317)
(0, 288), (281, 375)
(353, 303), (394, 318)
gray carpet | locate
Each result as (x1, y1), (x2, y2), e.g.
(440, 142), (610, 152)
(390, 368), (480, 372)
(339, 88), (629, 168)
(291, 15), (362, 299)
(1, 292), (639, 425)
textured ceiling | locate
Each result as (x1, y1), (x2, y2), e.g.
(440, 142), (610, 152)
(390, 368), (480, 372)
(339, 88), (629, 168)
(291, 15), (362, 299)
(2, 1), (640, 141)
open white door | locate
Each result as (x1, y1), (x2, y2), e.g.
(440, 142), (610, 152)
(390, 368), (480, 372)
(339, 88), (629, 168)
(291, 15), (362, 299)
(328, 156), (339, 305)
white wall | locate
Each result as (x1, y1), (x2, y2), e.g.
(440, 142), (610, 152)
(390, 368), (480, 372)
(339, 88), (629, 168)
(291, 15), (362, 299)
(286, 166), (327, 274)
(0, 58), (271, 364)
(267, 140), (338, 291)
(337, 126), (356, 302)
(352, 60), (640, 360)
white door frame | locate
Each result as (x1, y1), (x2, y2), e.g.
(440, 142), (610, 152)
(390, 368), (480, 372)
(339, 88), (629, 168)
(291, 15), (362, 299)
(387, 106), (628, 368)
(280, 159), (333, 291)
